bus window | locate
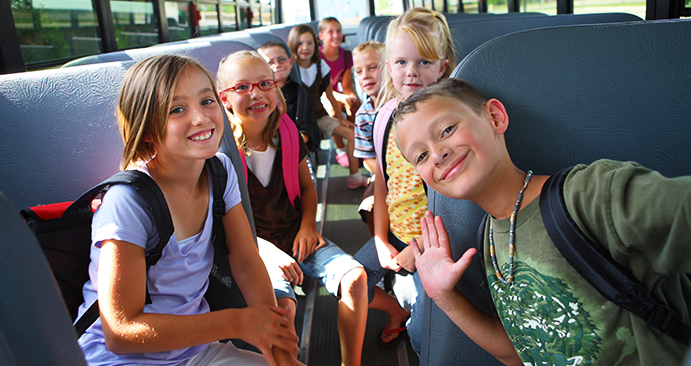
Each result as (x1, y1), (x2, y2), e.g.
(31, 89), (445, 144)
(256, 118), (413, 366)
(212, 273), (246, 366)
(221, 3), (237, 32)
(12, 0), (101, 67)
(519, 0), (557, 15)
(315, 0), (368, 27)
(374, 0), (404, 15)
(282, 0), (310, 24)
(487, 0), (509, 13)
(165, 1), (192, 41)
(197, 2), (220, 36)
(574, 0), (646, 21)
(111, 0), (158, 49)
(461, 0), (481, 13)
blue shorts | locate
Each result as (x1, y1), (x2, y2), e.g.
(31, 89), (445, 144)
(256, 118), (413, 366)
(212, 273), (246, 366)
(353, 231), (409, 303)
(272, 239), (363, 300)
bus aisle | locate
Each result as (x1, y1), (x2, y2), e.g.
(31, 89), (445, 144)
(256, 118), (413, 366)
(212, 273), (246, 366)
(295, 138), (419, 366)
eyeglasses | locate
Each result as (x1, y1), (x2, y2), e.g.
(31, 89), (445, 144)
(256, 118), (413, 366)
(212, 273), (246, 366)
(223, 79), (277, 94)
(267, 57), (289, 66)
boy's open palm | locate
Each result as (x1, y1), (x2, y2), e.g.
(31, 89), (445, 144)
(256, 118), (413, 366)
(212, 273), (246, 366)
(415, 211), (477, 303)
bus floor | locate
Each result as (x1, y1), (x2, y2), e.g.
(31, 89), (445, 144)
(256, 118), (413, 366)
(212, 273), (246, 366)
(294, 138), (420, 366)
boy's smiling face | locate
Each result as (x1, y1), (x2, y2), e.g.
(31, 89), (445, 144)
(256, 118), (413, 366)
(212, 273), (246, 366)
(395, 96), (508, 201)
(259, 45), (293, 87)
(353, 49), (382, 98)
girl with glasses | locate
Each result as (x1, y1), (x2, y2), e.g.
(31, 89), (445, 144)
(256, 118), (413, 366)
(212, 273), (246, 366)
(217, 50), (369, 366)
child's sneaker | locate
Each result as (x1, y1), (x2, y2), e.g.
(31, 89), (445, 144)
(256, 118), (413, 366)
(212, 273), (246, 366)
(336, 151), (349, 168)
(347, 175), (368, 189)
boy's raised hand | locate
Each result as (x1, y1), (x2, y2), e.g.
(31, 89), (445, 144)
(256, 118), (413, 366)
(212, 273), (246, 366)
(414, 211), (478, 304)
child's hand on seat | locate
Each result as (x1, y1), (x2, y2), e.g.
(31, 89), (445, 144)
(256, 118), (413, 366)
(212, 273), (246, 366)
(293, 226), (326, 263)
(395, 244), (416, 272)
(414, 211), (477, 303)
(374, 236), (401, 271)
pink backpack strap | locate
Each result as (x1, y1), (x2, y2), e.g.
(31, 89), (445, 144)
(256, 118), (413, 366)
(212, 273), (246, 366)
(373, 98), (398, 178)
(278, 113), (301, 206)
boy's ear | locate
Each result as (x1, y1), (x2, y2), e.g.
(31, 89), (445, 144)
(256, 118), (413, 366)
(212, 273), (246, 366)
(486, 98), (509, 134)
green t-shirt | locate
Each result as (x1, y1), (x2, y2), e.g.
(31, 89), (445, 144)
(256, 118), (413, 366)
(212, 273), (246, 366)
(484, 159), (691, 365)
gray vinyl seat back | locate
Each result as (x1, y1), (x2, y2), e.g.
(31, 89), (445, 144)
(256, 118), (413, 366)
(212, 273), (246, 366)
(0, 190), (88, 366)
(62, 40), (253, 73)
(371, 12), (639, 64)
(0, 49), (255, 228)
(450, 12), (642, 62)
(371, 12), (548, 44)
(421, 18), (691, 366)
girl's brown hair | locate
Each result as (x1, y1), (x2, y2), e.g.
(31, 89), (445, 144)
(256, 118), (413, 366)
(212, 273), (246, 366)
(288, 24), (321, 66)
(376, 7), (456, 110)
(216, 50), (287, 155)
(117, 54), (220, 170)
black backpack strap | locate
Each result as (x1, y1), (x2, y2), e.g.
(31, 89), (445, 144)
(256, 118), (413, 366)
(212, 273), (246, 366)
(540, 167), (691, 345)
(73, 170), (174, 337)
(205, 156), (228, 255)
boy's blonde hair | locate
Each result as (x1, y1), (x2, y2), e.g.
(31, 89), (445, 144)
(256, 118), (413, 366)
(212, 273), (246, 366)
(352, 40), (385, 60)
(377, 7), (456, 109)
(216, 50), (287, 155)
(288, 24), (321, 66)
(394, 78), (487, 130)
(118, 54), (220, 170)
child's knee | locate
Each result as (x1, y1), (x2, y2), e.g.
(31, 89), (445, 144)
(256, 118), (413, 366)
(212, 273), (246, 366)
(341, 267), (367, 297)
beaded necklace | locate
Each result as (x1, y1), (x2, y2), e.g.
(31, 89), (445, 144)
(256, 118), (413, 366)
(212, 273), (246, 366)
(489, 170), (533, 286)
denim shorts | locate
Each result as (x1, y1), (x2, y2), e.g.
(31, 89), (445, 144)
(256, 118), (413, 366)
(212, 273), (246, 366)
(353, 231), (410, 303)
(272, 238), (363, 300)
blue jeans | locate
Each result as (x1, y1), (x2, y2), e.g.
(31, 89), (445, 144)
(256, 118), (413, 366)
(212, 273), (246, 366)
(269, 238), (363, 300)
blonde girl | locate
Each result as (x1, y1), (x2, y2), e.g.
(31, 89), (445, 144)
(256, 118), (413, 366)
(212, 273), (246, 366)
(77, 54), (300, 366)
(353, 7), (455, 354)
(217, 51), (368, 366)
(318, 16), (361, 118)
(288, 24), (368, 189)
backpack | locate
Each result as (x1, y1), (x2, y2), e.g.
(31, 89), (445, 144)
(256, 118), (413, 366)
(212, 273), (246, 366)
(20, 156), (241, 337)
(475, 166), (691, 345)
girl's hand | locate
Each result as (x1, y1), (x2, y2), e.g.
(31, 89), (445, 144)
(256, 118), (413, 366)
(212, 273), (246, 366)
(338, 117), (355, 128)
(238, 305), (299, 366)
(414, 211), (477, 303)
(395, 244), (416, 273)
(292, 225), (326, 263)
(345, 94), (361, 114)
(374, 236), (401, 271)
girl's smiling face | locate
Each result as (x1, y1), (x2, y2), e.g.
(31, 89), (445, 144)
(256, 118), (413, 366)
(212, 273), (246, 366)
(218, 57), (278, 129)
(386, 31), (448, 100)
(319, 21), (343, 49)
(155, 65), (223, 163)
(296, 32), (316, 65)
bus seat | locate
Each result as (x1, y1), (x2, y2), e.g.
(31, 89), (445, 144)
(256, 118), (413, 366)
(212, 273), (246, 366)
(0, 190), (87, 366)
(372, 12), (638, 64)
(420, 18), (691, 365)
(449, 12), (641, 62)
(63, 40), (253, 74)
(0, 57), (256, 232)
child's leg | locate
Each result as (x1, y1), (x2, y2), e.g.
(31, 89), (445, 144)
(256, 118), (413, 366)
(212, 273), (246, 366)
(299, 240), (367, 366)
(332, 125), (360, 176)
(368, 287), (410, 343)
(337, 267), (368, 366)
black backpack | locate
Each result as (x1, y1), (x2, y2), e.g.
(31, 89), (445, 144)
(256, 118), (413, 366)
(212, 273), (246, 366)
(21, 156), (244, 337)
(476, 166), (690, 345)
